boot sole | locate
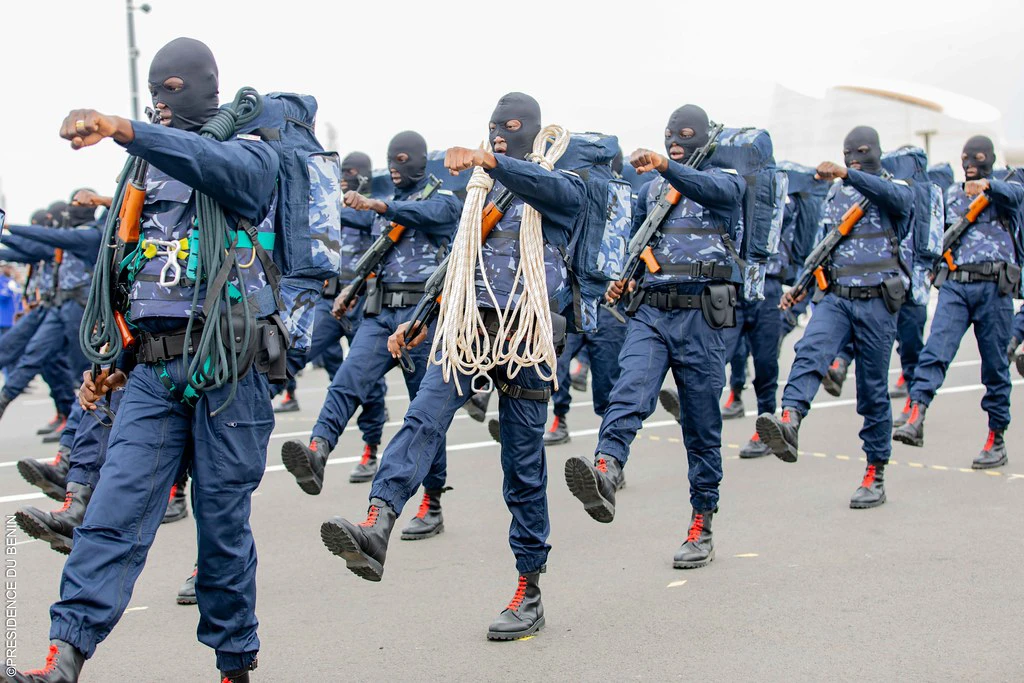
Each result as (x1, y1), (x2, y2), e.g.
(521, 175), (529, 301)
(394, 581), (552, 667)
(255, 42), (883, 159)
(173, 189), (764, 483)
(721, 407), (745, 420)
(273, 405), (301, 413)
(400, 523), (444, 541)
(850, 493), (887, 509)
(673, 548), (715, 569)
(281, 442), (324, 495)
(348, 471), (377, 484)
(487, 419), (501, 444)
(41, 432), (63, 444)
(564, 458), (615, 523)
(463, 404), (487, 423)
(176, 594), (198, 606)
(16, 460), (66, 502)
(822, 376), (843, 397)
(739, 448), (772, 459)
(14, 510), (72, 554)
(161, 508), (189, 525)
(320, 520), (383, 582)
(972, 456), (1008, 470)
(755, 416), (798, 463)
(487, 615), (545, 641)
(542, 434), (571, 447)
(891, 431), (923, 448)
(658, 389), (681, 421)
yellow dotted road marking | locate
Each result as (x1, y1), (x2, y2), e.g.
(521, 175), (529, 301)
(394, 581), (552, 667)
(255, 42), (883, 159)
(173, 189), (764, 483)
(932, 465), (948, 471)
(734, 553), (759, 558)
(908, 462), (924, 468)
(835, 455), (850, 461)
(667, 580), (687, 588)
(811, 453), (827, 458)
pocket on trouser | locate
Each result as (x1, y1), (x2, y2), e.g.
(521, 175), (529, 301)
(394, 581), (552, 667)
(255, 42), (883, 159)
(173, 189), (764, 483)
(205, 375), (273, 488)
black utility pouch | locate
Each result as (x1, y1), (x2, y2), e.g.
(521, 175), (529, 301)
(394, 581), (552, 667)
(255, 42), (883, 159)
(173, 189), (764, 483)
(220, 310), (259, 379)
(322, 276), (341, 299)
(880, 275), (906, 314)
(998, 263), (1021, 296)
(701, 283), (737, 329)
(254, 317), (288, 383)
(363, 278), (383, 316)
(551, 312), (567, 356)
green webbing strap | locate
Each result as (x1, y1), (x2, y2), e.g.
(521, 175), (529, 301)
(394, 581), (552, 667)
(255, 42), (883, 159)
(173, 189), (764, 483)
(157, 359), (201, 407)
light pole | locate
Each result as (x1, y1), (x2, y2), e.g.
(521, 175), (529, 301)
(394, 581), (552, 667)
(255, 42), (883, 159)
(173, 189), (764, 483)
(126, 0), (152, 120)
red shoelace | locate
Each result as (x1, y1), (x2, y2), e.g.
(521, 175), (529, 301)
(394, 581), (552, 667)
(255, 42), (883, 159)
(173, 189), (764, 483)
(25, 644), (59, 675)
(781, 409), (792, 424)
(901, 397), (912, 415)
(55, 491), (74, 514)
(548, 416), (561, 433)
(983, 430), (996, 451)
(895, 375), (906, 389)
(359, 505), (380, 527)
(507, 575), (528, 611)
(359, 445), (374, 465)
(415, 493), (432, 519)
(50, 450), (63, 467)
(861, 465), (877, 488)
(830, 359), (841, 370)
(595, 458), (608, 474)
(167, 484), (178, 503)
(908, 404), (920, 424)
(723, 391), (736, 408)
(686, 514), (705, 543)
(309, 439), (319, 452)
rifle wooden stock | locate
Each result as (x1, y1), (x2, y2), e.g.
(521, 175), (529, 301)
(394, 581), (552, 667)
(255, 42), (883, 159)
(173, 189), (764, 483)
(114, 311), (135, 348)
(837, 203), (865, 236)
(117, 180), (146, 243)
(939, 193), (991, 273)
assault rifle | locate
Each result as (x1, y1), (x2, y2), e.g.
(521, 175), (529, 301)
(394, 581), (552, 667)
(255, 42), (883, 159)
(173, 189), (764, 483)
(603, 123), (725, 320)
(935, 170), (1018, 275)
(338, 174), (443, 310)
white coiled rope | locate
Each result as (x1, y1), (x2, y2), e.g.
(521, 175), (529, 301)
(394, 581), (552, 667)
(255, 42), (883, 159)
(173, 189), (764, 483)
(429, 124), (570, 395)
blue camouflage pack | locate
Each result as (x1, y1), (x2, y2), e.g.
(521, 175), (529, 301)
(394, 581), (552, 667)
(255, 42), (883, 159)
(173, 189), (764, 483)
(241, 92), (345, 350)
(776, 161), (829, 285)
(927, 163), (955, 192)
(557, 132), (632, 332)
(707, 127), (787, 300)
(881, 146), (944, 305)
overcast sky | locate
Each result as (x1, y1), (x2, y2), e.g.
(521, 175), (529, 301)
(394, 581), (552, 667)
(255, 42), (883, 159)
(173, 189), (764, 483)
(2, 0), (1023, 220)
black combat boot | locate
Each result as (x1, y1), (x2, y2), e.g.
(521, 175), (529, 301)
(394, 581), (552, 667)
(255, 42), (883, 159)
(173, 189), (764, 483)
(673, 508), (715, 569)
(570, 362), (589, 392)
(821, 357), (848, 397)
(177, 564), (198, 605)
(41, 422), (66, 444)
(892, 397), (913, 429)
(6, 640), (85, 682)
(487, 572), (544, 640)
(400, 488), (448, 540)
(320, 498), (397, 581)
(739, 432), (772, 459)
(348, 444), (379, 484)
(892, 401), (925, 447)
(850, 463), (886, 508)
(14, 482), (92, 554)
(17, 445), (70, 502)
(273, 391), (300, 413)
(220, 659), (257, 683)
(35, 412), (67, 436)
(487, 418), (501, 444)
(564, 454), (623, 523)
(755, 408), (802, 463)
(462, 391), (491, 422)
(0, 393), (12, 421)
(542, 415), (570, 446)
(281, 436), (329, 495)
(658, 388), (681, 422)
(973, 430), (1008, 469)
(721, 386), (745, 420)
(890, 373), (908, 399)
(162, 478), (188, 524)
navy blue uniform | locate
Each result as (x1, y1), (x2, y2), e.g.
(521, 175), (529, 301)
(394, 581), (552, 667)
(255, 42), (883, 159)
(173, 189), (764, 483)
(909, 179), (1024, 429)
(780, 169), (914, 462)
(551, 306), (627, 420)
(595, 160), (745, 512)
(50, 120), (279, 674)
(371, 154), (584, 572)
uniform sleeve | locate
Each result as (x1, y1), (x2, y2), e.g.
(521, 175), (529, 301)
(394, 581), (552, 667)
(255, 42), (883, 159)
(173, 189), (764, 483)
(0, 234), (53, 262)
(6, 225), (102, 261)
(845, 169), (914, 218)
(0, 246), (41, 264)
(986, 179), (1024, 211)
(486, 154), (585, 232)
(660, 160), (744, 211)
(122, 122), (279, 221)
(381, 191), (464, 237)
(339, 207), (376, 232)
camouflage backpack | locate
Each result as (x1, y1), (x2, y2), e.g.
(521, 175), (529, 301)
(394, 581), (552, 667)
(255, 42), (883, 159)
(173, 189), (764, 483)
(240, 92), (345, 350)
(559, 132), (633, 332)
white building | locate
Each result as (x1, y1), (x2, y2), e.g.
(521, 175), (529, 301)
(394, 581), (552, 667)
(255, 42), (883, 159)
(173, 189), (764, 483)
(768, 79), (1008, 179)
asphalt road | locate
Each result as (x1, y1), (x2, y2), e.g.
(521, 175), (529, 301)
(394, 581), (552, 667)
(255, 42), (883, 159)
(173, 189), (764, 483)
(1, 308), (1022, 682)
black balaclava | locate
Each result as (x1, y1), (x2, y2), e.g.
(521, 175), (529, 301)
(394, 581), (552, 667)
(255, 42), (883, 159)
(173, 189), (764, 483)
(611, 149), (624, 177)
(843, 126), (883, 175)
(47, 201), (69, 227)
(148, 37), (220, 131)
(665, 104), (711, 165)
(962, 135), (995, 180)
(387, 131), (427, 190)
(30, 209), (49, 226)
(341, 152), (373, 193)
(68, 188), (97, 226)
(489, 92), (542, 162)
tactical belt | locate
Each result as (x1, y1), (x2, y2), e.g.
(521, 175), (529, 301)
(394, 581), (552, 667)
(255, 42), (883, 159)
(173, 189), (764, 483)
(656, 261), (733, 279)
(136, 326), (206, 365)
(380, 282), (427, 308)
(477, 308), (556, 402)
(830, 284), (884, 300)
(828, 258), (901, 280)
(642, 288), (704, 311)
(947, 261), (1005, 283)
(52, 286), (89, 307)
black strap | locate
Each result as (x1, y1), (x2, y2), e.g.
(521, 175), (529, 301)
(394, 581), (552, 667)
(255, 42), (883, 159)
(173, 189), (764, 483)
(240, 219), (284, 312)
(643, 290), (703, 310)
(829, 258), (901, 279)
(657, 262), (733, 279)
(488, 368), (552, 402)
(830, 284), (884, 300)
(137, 327), (205, 364)
(661, 226), (717, 235)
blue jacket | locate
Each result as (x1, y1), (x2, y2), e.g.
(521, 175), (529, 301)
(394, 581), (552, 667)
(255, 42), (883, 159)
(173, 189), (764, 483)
(633, 161), (745, 290)
(478, 154), (586, 312)
(946, 179), (1024, 268)
(117, 121), (280, 324)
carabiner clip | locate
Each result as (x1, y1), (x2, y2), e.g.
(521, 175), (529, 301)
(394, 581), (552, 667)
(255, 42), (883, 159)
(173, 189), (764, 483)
(158, 241), (182, 287)
(471, 373), (493, 395)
